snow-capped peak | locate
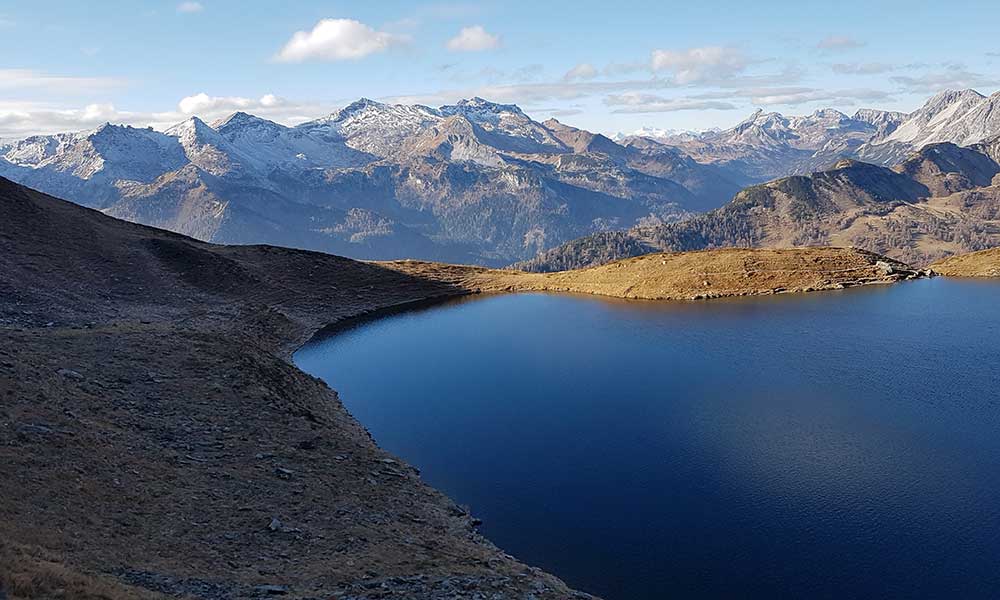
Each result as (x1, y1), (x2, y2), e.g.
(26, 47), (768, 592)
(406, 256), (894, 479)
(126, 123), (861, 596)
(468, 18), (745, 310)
(875, 88), (998, 148)
(165, 116), (216, 141)
(439, 98), (565, 153)
(211, 111), (281, 132)
(442, 97), (526, 116)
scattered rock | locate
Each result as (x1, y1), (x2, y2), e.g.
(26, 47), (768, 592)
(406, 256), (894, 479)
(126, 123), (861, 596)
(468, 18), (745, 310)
(267, 517), (301, 534)
(17, 423), (53, 437)
(254, 584), (289, 595)
(57, 368), (84, 380)
(875, 260), (896, 275)
(16, 423), (75, 439)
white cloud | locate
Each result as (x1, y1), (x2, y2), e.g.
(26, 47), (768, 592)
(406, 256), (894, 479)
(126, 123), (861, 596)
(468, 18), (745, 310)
(177, 92), (254, 115)
(177, 2), (204, 13)
(259, 94), (281, 107)
(446, 25), (500, 52)
(817, 36), (865, 51)
(650, 47), (748, 84)
(831, 62), (894, 75)
(745, 87), (891, 106)
(0, 69), (124, 94)
(275, 19), (405, 63)
(176, 92), (289, 115)
(605, 93), (737, 113)
(0, 102), (137, 138)
(564, 63), (598, 82)
(890, 69), (999, 93)
(386, 78), (674, 108)
(0, 93), (325, 139)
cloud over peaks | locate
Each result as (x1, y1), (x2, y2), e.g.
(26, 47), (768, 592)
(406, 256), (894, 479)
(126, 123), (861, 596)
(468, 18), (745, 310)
(446, 25), (500, 52)
(177, 92), (286, 115)
(605, 92), (737, 113)
(275, 19), (406, 63)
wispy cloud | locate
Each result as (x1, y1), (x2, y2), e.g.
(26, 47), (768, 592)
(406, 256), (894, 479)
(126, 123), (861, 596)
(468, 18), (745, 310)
(0, 92), (333, 138)
(176, 2), (204, 13)
(274, 18), (407, 63)
(446, 25), (500, 52)
(650, 47), (749, 84)
(536, 107), (585, 118)
(386, 78), (677, 107)
(891, 68), (998, 93)
(816, 36), (866, 51)
(0, 101), (133, 138)
(0, 69), (125, 94)
(831, 62), (895, 75)
(605, 93), (737, 113)
(564, 63), (598, 82)
(743, 87), (892, 106)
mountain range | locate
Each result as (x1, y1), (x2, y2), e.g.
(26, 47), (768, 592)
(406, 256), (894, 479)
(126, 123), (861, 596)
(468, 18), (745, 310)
(3, 89), (1000, 267)
(0, 98), (744, 266)
(517, 138), (1000, 271)
(622, 89), (1000, 181)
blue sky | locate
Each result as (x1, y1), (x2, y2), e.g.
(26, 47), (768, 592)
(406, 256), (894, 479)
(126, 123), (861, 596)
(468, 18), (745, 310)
(2, 0), (999, 137)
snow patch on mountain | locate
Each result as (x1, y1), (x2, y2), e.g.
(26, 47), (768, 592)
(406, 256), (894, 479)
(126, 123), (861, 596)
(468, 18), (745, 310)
(297, 98), (442, 158)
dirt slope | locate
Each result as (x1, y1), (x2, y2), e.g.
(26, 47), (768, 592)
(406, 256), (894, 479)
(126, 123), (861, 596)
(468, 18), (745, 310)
(929, 247), (1000, 276)
(0, 177), (925, 599)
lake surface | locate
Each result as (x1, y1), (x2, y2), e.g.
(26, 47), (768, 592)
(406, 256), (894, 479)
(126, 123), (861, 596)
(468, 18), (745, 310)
(294, 279), (1000, 599)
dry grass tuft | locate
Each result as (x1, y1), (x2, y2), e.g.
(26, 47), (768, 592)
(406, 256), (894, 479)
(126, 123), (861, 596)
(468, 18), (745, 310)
(0, 543), (163, 600)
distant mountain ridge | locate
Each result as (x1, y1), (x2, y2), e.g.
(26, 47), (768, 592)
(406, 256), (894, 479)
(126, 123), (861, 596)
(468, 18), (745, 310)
(517, 138), (1000, 271)
(619, 89), (1000, 181)
(3, 90), (1000, 266)
(0, 97), (745, 266)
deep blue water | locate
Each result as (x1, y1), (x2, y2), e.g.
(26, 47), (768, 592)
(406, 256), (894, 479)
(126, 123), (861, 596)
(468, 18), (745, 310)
(294, 279), (1000, 599)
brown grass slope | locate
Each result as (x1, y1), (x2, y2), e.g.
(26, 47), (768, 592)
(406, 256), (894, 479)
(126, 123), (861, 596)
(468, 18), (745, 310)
(388, 247), (923, 301)
(929, 247), (1000, 276)
(0, 176), (924, 599)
